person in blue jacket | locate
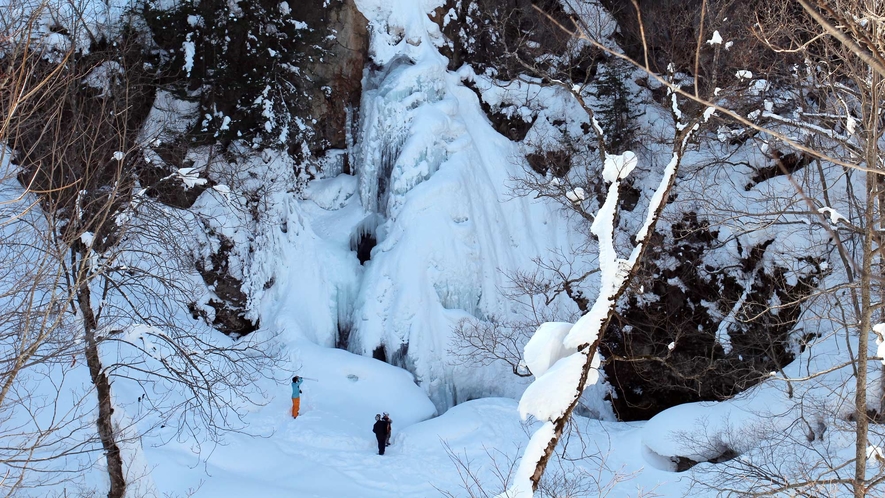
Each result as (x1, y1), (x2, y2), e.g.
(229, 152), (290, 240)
(291, 376), (303, 418)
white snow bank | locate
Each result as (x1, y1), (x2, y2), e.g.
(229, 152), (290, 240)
(146, 337), (440, 498)
(303, 174), (358, 211)
(292, 340), (438, 426)
(641, 387), (792, 470)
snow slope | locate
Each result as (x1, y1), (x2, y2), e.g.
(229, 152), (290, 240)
(141, 337), (691, 498)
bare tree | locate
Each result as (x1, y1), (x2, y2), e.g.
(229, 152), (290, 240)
(690, 1), (885, 495)
(1, 6), (281, 497)
(449, 253), (597, 377)
(0, 7), (99, 494)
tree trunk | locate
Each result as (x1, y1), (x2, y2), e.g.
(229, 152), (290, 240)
(874, 169), (885, 422)
(854, 68), (881, 495)
(854, 182), (872, 497)
(76, 260), (125, 498)
(529, 340), (601, 489)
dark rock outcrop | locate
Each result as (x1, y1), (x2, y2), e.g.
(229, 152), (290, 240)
(600, 212), (824, 421)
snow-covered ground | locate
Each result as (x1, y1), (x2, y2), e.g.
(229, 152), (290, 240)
(2, 0), (881, 496)
(142, 339), (690, 498)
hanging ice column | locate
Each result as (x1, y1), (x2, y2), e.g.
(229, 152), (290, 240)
(347, 49), (488, 409)
(354, 56), (448, 218)
(349, 53), (450, 266)
(353, 66), (407, 217)
(346, 0), (559, 411)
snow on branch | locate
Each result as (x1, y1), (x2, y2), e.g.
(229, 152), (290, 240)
(498, 96), (703, 497)
(175, 168), (208, 189)
(874, 324), (885, 366)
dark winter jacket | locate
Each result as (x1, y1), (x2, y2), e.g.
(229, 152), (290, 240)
(372, 420), (388, 439)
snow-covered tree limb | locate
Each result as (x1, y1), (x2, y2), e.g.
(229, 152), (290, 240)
(498, 98), (707, 496)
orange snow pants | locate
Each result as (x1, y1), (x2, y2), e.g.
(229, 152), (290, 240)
(292, 397), (301, 418)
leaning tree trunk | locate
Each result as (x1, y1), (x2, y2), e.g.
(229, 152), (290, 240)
(506, 112), (701, 496)
(75, 249), (125, 498)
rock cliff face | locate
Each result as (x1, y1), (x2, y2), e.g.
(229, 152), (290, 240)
(601, 213), (824, 420)
(142, 0), (369, 336)
(297, 0), (368, 160)
(145, 0), (367, 160)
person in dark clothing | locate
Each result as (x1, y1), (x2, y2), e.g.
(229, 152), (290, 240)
(382, 412), (392, 446)
(372, 414), (389, 455)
